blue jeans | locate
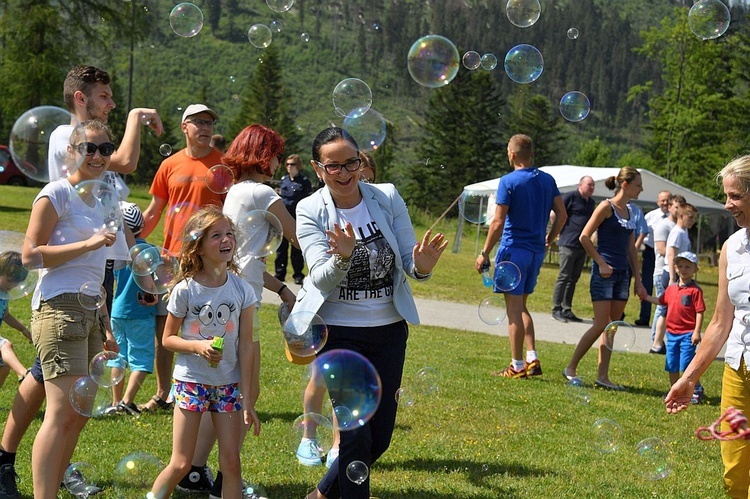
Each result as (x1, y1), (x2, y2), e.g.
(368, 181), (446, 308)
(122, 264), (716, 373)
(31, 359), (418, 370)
(650, 270), (669, 341)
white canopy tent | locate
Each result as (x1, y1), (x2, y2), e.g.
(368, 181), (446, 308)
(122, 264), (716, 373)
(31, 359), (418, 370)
(457, 165), (730, 254)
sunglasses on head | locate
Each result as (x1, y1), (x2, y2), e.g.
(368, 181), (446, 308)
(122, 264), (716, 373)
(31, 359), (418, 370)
(77, 142), (116, 157)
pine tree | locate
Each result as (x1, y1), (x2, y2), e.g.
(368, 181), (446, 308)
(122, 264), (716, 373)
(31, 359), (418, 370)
(403, 70), (507, 214)
(229, 44), (302, 152)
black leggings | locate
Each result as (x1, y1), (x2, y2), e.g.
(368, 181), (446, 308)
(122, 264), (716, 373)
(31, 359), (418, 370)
(317, 320), (408, 499)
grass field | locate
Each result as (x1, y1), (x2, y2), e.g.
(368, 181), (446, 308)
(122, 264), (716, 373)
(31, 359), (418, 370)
(0, 184), (729, 498)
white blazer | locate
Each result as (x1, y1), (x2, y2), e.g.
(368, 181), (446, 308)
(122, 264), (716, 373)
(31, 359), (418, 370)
(293, 182), (427, 325)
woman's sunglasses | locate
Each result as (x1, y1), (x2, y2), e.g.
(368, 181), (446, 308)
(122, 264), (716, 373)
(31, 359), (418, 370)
(77, 142), (116, 157)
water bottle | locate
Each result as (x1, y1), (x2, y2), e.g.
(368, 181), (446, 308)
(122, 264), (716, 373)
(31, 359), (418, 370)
(481, 261), (492, 287)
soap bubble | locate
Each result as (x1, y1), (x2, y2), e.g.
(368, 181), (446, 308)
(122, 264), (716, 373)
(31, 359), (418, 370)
(290, 412), (334, 458)
(113, 453), (164, 498)
(242, 480), (269, 499)
(0, 232), (40, 300)
(459, 191), (492, 224)
(407, 35), (460, 88)
(270, 19), (284, 32)
(494, 261), (521, 292)
(9, 106), (74, 183)
(566, 377), (590, 404)
(342, 107), (387, 152)
(73, 179), (122, 234)
(603, 321), (636, 352)
(205, 164), (235, 194)
(301, 32), (310, 42)
(395, 387), (415, 407)
(559, 91), (591, 122)
(164, 201), (200, 242)
(69, 376), (112, 418)
(591, 418), (622, 453)
(282, 311), (328, 358)
(567, 27), (579, 39)
(634, 437), (673, 480)
(129, 244), (163, 277)
(159, 143), (172, 156)
(506, 0), (541, 28)
(413, 367), (440, 396)
(132, 248), (179, 295)
(266, 0), (294, 13)
(480, 53), (498, 70)
(462, 51), (481, 70)
(504, 44), (544, 84)
(63, 462), (99, 498)
(169, 2), (203, 37)
(236, 210), (283, 258)
(311, 350), (382, 431)
(688, 0), (730, 40)
(478, 294), (506, 325)
(248, 24), (273, 48)
(89, 350), (127, 388)
(346, 461), (369, 485)
(78, 282), (106, 311)
(332, 78), (373, 118)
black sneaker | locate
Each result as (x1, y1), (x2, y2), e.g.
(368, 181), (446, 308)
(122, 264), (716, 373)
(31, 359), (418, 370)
(562, 311), (583, 322)
(208, 470), (223, 499)
(177, 465), (214, 494)
(551, 311), (568, 323)
(0, 464), (20, 499)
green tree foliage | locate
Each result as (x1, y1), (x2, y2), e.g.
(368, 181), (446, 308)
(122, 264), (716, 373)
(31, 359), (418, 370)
(630, 4), (750, 200)
(403, 70), (506, 214)
(573, 137), (612, 167)
(229, 44), (302, 153)
(507, 92), (566, 167)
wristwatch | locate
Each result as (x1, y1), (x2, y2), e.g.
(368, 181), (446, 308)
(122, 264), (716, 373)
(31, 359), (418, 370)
(333, 254), (352, 271)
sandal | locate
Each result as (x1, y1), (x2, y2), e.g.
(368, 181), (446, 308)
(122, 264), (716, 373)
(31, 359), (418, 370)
(137, 395), (173, 413)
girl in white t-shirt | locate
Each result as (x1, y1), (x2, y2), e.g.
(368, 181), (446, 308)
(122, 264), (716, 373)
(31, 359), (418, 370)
(24, 119), (119, 498)
(149, 206), (258, 499)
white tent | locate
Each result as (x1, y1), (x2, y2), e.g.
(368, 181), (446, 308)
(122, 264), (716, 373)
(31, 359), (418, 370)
(463, 165), (727, 215)
(457, 165), (730, 255)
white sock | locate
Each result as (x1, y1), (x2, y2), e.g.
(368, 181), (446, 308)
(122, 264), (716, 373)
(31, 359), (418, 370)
(526, 350), (538, 363)
(512, 359), (525, 371)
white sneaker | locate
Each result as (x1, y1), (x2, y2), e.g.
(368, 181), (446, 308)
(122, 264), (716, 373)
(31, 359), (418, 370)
(296, 438), (322, 466)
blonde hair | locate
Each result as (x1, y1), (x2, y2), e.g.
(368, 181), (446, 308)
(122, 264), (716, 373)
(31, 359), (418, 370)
(177, 206), (240, 281)
(604, 167), (640, 193)
(507, 134), (533, 163)
(718, 155), (750, 195)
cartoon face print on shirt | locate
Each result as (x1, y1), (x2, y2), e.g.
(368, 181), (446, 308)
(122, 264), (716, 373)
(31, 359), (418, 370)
(188, 301), (237, 340)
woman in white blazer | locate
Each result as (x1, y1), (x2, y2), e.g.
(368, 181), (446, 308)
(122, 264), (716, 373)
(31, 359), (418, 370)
(297, 127), (447, 499)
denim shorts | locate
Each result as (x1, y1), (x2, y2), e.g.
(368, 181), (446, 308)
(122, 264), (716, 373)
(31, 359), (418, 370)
(31, 293), (106, 381)
(590, 264), (631, 302)
(665, 332), (696, 373)
(173, 379), (242, 413)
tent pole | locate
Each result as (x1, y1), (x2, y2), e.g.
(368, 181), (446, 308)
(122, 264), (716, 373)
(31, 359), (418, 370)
(452, 217), (463, 254)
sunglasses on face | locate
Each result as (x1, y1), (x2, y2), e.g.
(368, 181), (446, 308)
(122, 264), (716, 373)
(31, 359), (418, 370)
(315, 158), (362, 175)
(77, 142), (116, 157)
(187, 119), (216, 128)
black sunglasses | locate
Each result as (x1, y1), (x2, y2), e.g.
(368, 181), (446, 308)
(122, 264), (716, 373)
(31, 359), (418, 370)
(77, 142), (116, 157)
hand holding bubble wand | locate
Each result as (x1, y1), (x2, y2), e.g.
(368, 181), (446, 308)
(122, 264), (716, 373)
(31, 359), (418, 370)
(696, 406), (750, 441)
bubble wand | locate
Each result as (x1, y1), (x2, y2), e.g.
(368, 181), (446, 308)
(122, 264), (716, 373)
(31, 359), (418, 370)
(428, 193), (463, 233)
(696, 406), (750, 441)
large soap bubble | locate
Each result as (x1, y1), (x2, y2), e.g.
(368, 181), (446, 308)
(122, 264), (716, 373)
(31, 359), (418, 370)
(248, 24), (273, 48)
(114, 453), (164, 498)
(494, 261), (521, 292)
(504, 44), (544, 84)
(603, 321), (636, 352)
(342, 107), (387, 152)
(634, 437), (673, 480)
(332, 78), (373, 118)
(89, 350), (127, 388)
(63, 462), (99, 498)
(266, 0), (294, 13)
(478, 294), (506, 325)
(506, 0), (541, 28)
(205, 164), (235, 194)
(480, 53), (498, 70)
(290, 412), (334, 460)
(169, 2), (204, 37)
(559, 91), (591, 122)
(407, 35), (460, 88)
(69, 376), (112, 418)
(9, 106), (73, 183)
(688, 0), (730, 40)
(236, 210), (283, 258)
(73, 180), (123, 234)
(459, 191), (492, 225)
(462, 51), (481, 70)
(591, 418), (622, 454)
(132, 248), (179, 295)
(282, 311), (328, 358)
(311, 349), (382, 431)
(0, 231), (39, 300)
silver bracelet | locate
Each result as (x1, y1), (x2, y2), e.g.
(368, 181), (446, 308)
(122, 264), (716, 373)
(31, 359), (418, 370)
(333, 254), (352, 271)
(414, 267), (432, 279)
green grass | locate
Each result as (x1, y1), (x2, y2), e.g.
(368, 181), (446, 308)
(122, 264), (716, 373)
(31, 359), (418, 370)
(0, 184), (727, 497)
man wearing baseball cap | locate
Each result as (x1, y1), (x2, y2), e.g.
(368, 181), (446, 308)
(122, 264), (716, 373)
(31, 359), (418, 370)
(139, 104), (225, 492)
